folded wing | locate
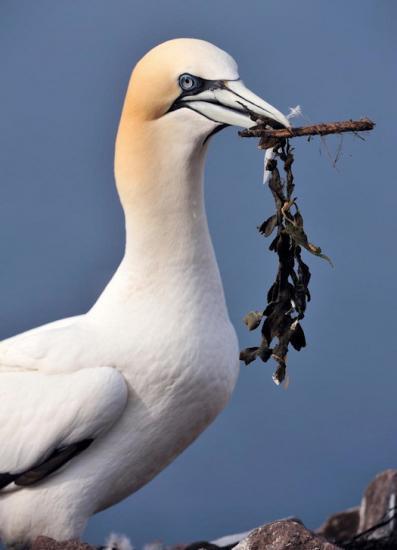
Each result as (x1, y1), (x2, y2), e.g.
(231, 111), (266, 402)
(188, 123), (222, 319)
(0, 366), (128, 489)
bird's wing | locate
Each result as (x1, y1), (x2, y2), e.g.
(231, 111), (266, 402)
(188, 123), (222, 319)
(0, 315), (87, 372)
(0, 366), (128, 489)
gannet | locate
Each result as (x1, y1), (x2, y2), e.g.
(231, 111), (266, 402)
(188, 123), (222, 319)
(0, 38), (289, 547)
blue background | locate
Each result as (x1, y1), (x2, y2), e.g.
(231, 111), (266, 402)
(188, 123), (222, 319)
(0, 0), (396, 546)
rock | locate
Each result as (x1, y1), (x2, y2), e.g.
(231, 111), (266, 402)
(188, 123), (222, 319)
(317, 507), (360, 543)
(358, 469), (397, 539)
(233, 519), (341, 550)
(315, 469), (397, 548)
(184, 543), (224, 550)
(30, 469), (397, 550)
(32, 537), (95, 550)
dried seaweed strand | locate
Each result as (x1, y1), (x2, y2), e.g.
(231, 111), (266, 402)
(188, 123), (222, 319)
(239, 108), (375, 384)
(240, 141), (321, 385)
(239, 117), (375, 145)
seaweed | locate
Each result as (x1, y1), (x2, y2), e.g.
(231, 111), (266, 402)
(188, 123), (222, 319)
(239, 113), (375, 384)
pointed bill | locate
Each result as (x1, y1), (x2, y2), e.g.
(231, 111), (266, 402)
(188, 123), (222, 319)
(180, 79), (290, 129)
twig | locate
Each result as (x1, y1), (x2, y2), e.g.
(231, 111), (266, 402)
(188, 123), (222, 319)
(239, 117), (375, 146)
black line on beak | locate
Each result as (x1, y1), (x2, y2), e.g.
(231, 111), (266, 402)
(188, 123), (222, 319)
(235, 101), (286, 130)
(167, 78), (234, 114)
(223, 85), (287, 129)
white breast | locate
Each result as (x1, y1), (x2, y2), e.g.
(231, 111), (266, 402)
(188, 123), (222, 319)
(86, 256), (240, 510)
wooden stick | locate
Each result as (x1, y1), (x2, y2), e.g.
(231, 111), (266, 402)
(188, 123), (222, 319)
(239, 117), (375, 144)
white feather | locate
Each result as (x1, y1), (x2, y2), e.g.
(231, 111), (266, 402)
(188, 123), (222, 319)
(262, 105), (301, 185)
(287, 105), (302, 120)
(211, 530), (252, 546)
(263, 148), (275, 185)
(104, 532), (134, 550)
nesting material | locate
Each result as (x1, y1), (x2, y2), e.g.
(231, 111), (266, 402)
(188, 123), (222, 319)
(239, 113), (375, 385)
(240, 117), (375, 144)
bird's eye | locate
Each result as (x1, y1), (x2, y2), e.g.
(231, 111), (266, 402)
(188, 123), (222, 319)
(179, 74), (200, 92)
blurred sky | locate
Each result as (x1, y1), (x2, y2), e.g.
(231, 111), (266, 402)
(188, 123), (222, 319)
(0, 0), (396, 546)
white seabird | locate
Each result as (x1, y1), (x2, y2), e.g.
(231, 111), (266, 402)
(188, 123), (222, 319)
(0, 38), (289, 546)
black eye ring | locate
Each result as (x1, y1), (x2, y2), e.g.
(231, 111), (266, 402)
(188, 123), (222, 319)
(179, 73), (201, 92)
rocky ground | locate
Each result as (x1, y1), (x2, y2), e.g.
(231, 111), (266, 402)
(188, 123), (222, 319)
(32, 470), (397, 550)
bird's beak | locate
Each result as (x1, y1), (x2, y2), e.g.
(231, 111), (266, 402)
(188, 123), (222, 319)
(175, 79), (290, 129)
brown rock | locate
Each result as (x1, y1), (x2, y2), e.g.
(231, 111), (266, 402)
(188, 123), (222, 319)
(32, 537), (95, 550)
(315, 469), (397, 548)
(358, 469), (397, 539)
(317, 507), (360, 543)
(233, 519), (341, 550)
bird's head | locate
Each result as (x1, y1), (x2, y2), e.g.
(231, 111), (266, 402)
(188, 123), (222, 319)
(121, 38), (290, 145)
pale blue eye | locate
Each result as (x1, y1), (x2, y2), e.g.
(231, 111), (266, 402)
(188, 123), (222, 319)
(179, 74), (199, 91)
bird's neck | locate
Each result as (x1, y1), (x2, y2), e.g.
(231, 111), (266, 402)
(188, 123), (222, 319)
(114, 117), (217, 278)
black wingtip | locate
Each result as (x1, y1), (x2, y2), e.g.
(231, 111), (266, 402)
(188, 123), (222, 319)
(0, 472), (18, 490)
(15, 439), (94, 487)
(0, 438), (94, 490)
